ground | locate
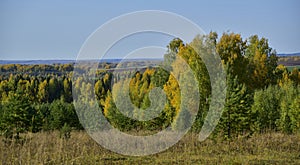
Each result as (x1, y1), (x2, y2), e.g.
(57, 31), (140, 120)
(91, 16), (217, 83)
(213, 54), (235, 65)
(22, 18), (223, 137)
(1, 131), (299, 164)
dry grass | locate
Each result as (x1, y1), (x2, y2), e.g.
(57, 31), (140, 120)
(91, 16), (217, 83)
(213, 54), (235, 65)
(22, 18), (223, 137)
(0, 131), (299, 164)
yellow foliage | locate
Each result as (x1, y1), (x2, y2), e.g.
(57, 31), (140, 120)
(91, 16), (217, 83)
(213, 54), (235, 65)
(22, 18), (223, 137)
(163, 74), (180, 116)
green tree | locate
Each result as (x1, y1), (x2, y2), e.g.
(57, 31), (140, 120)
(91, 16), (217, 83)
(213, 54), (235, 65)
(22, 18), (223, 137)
(218, 73), (253, 139)
(289, 94), (300, 133)
(167, 38), (184, 54)
(34, 103), (51, 131)
(103, 91), (134, 131)
(61, 78), (72, 103)
(276, 83), (300, 133)
(290, 68), (300, 86)
(251, 85), (282, 132)
(0, 90), (36, 140)
(49, 77), (59, 102)
(245, 35), (278, 89)
(95, 79), (106, 106)
(216, 32), (248, 85)
(49, 99), (81, 130)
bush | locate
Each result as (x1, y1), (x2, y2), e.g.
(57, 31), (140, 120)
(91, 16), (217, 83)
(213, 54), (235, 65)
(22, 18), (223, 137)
(60, 123), (71, 139)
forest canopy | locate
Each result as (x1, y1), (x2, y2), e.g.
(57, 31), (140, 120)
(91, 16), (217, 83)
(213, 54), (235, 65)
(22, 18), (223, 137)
(0, 32), (299, 140)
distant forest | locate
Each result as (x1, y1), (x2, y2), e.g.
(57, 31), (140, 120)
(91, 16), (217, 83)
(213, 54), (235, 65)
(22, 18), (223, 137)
(0, 32), (299, 141)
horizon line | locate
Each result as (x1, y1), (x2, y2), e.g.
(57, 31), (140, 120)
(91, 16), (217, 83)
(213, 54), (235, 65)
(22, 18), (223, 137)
(1, 52), (300, 61)
(0, 58), (164, 61)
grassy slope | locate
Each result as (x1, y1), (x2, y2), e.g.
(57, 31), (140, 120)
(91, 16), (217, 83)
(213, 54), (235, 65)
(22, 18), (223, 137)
(1, 131), (299, 164)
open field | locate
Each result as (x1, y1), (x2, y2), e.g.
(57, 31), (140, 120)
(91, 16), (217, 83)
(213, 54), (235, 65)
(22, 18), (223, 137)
(1, 131), (299, 164)
(286, 65), (300, 72)
(278, 56), (300, 67)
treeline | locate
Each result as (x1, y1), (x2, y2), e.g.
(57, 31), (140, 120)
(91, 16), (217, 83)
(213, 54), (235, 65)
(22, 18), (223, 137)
(94, 32), (300, 138)
(0, 62), (118, 78)
(0, 73), (79, 139)
(0, 32), (300, 140)
(278, 55), (300, 65)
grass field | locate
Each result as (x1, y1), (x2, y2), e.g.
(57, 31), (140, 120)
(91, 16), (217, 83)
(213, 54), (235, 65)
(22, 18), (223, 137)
(1, 131), (299, 164)
(286, 65), (300, 72)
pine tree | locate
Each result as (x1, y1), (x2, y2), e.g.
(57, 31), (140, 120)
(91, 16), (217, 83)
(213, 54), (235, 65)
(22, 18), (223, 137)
(0, 89), (36, 140)
(219, 72), (253, 139)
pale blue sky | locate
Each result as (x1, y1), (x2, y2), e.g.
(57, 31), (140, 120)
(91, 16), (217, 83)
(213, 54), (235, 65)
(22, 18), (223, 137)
(0, 0), (299, 60)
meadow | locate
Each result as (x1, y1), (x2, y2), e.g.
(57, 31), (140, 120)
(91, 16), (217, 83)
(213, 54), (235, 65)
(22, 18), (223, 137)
(1, 131), (299, 164)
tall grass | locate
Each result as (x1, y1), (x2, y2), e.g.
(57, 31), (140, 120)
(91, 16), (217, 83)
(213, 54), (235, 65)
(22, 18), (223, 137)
(0, 131), (299, 164)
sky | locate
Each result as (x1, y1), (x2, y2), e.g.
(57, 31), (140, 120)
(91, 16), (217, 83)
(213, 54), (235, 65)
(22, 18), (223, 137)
(0, 0), (299, 60)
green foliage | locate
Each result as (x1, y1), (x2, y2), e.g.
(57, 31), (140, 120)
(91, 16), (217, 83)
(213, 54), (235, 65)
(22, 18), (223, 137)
(276, 83), (300, 134)
(61, 78), (72, 103)
(103, 91), (134, 131)
(0, 32), (299, 139)
(34, 103), (51, 131)
(167, 38), (184, 54)
(49, 77), (60, 102)
(172, 108), (192, 131)
(251, 85), (282, 132)
(250, 83), (300, 134)
(38, 79), (49, 103)
(60, 123), (71, 139)
(289, 95), (300, 133)
(216, 33), (248, 85)
(245, 35), (278, 89)
(0, 90), (37, 140)
(49, 99), (81, 130)
(218, 74), (253, 138)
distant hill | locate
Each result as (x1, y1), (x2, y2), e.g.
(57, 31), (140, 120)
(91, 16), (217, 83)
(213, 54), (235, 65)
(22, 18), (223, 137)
(0, 58), (163, 65)
(0, 60), (76, 65)
(278, 53), (300, 67)
(277, 52), (300, 57)
(1, 53), (299, 66)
